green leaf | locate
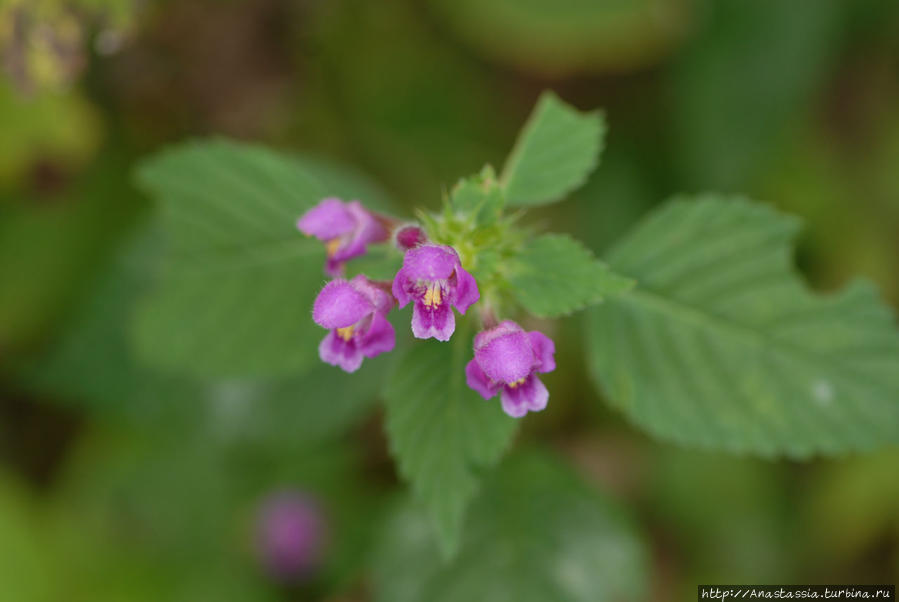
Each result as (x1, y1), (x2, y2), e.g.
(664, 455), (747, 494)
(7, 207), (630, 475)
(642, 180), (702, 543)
(588, 196), (899, 457)
(501, 92), (605, 207)
(132, 138), (394, 378)
(509, 234), (634, 317)
(383, 324), (518, 556)
(372, 451), (649, 602)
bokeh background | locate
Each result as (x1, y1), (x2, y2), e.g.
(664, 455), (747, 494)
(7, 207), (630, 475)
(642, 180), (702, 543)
(2, 0), (899, 599)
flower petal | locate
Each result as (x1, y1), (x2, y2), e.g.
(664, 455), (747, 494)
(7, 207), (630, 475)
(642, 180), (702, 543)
(475, 328), (536, 384)
(391, 267), (411, 308)
(401, 244), (459, 281)
(465, 359), (499, 400)
(350, 275), (394, 316)
(411, 301), (455, 341)
(452, 266), (479, 314)
(359, 312), (396, 358)
(527, 331), (556, 373)
(297, 198), (355, 240)
(312, 280), (373, 329)
(498, 387), (529, 418)
(318, 331), (364, 373)
(473, 320), (523, 350)
(330, 201), (388, 264)
(499, 375), (548, 417)
(347, 201), (388, 243)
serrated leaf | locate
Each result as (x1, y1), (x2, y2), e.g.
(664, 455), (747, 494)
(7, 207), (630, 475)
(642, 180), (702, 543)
(501, 92), (605, 207)
(383, 325), (517, 556)
(588, 196), (899, 457)
(132, 138), (395, 378)
(372, 451), (649, 602)
(509, 234), (633, 317)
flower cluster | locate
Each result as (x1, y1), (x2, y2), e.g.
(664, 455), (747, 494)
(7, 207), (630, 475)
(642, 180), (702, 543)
(298, 197), (556, 418)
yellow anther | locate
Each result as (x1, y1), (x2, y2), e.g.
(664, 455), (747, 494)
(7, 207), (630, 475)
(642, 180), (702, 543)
(326, 238), (342, 257)
(336, 326), (355, 341)
(423, 283), (442, 308)
(508, 377), (527, 389)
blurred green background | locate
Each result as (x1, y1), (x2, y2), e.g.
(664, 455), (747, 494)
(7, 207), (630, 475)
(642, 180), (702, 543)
(1, 0), (899, 599)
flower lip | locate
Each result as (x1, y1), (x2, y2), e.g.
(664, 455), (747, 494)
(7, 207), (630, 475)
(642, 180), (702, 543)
(500, 374), (549, 417)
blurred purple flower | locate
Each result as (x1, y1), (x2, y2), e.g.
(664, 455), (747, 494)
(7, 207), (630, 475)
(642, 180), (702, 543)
(392, 244), (479, 341)
(465, 320), (555, 418)
(313, 275), (395, 372)
(297, 198), (388, 276)
(255, 492), (327, 582)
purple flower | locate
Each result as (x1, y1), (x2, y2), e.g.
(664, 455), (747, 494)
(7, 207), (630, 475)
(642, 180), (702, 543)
(313, 275), (395, 372)
(465, 320), (556, 418)
(297, 198), (388, 277)
(255, 492), (327, 581)
(392, 244), (479, 341)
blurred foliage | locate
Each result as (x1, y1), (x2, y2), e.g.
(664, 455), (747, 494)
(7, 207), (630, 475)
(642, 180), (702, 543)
(2, 0), (899, 599)
(428, 0), (691, 77)
(0, 81), (102, 183)
(373, 450), (649, 602)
